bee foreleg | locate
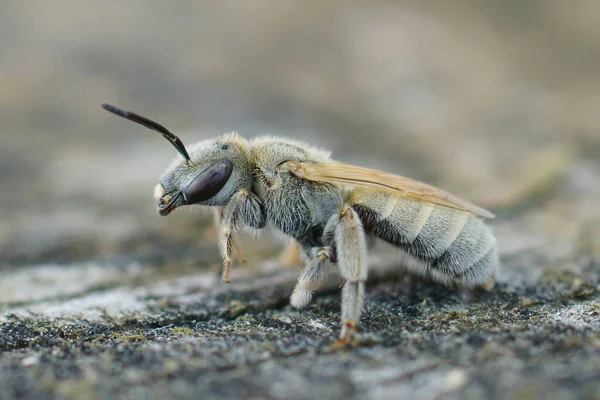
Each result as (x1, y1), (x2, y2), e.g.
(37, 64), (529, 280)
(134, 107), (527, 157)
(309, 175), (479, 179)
(218, 208), (238, 283)
(205, 207), (246, 263)
(290, 246), (335, 309)
(334, 206), (368, 344)
(218, 189), (266, 282)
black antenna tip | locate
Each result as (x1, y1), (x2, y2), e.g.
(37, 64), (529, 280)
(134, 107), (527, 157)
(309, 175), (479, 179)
(102, 103), (128, 118)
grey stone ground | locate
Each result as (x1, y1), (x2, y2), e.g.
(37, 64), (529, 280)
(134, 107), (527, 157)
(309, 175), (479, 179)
(1, 2), (600, 399)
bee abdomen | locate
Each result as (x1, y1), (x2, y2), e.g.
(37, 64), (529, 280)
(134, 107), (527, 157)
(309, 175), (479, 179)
(348, 191), (498, 287)
(429, 213), (498, 286)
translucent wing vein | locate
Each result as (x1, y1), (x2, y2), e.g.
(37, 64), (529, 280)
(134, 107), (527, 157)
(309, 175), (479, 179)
(279, 160), (494, 218)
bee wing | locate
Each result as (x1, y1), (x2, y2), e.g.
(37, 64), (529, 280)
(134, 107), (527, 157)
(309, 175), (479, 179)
(279, 160), (495, 218)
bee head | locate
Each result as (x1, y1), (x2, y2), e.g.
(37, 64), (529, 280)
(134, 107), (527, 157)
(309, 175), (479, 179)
(102, 104), (252, 216)
(154, 134), (252, 215)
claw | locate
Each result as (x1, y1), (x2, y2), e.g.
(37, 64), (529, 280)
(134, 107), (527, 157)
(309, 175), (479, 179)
(331, 338), (348, 350)
(222, 261), (232, 283)
(337, 320), (356, 347)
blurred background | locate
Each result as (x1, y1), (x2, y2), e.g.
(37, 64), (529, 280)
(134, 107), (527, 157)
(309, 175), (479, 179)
(1, 0), (599, 269)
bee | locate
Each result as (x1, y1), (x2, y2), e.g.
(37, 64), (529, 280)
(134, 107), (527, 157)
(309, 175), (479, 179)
(102, 103), (499, 345)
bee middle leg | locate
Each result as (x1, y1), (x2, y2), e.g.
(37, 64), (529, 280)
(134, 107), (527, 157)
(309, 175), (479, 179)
(332, 205), (368, 345)
(290, 246), (336, 309)
(279, 240), (304, 269)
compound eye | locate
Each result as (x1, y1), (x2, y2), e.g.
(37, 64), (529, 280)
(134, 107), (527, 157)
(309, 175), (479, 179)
(184, 160), (233, 204)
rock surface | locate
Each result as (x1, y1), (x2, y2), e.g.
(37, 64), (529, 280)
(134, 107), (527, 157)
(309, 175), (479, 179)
(1, 2), (599, 399)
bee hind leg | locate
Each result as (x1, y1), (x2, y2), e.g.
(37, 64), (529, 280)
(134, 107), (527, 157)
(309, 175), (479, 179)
(333, 206), (368, 346)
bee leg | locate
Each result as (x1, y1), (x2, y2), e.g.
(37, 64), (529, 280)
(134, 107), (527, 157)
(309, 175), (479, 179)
(218, 189), (266, 283)
(234, 242), (247, 263)
(334, 206), (368, 345)
(290, 246), (335, 308)
(218, 208), (238, 283)
(206, 207), (248, 264)
(279, 240), (303, 269)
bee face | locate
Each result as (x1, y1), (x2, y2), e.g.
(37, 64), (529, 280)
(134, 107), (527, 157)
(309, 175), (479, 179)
(154, 134), (251, 215)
